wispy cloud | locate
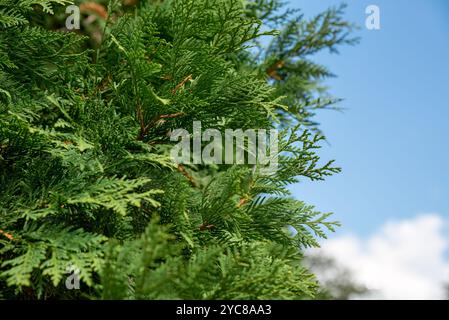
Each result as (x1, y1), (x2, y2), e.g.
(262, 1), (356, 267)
(311, 214), (449, 299)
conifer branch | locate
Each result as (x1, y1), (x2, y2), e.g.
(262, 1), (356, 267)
(0, 0), (354, 299)
(172, 74), (193, 95)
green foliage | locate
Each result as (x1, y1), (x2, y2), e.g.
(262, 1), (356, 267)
(2, 225), (105, 289)
(0, 1), (72, 27)
(0, 0), (356, 299)
(102, 218), (318, 299)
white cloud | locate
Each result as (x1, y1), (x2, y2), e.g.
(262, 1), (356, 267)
(312, 214), (449, 299)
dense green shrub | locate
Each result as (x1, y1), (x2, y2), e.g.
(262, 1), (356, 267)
(0, 0), (355, 299)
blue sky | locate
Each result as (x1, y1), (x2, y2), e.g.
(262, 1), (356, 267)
(288, 0), (449, 237)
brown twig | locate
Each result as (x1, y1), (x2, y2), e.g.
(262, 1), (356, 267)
(123, 0), (139, 6)
(137, 111), (185, 140)
(237, 198), (249, 208)
(136, 103), (147, 140)
(199, 222), (215, 231)
(80, 3), (108, 20)
(177, 164), (198, 187)
(266, 60), (285, 81)
(144, 112), (185, 131)
(0, 229), (13, 240)
(172, 74), (193, 95)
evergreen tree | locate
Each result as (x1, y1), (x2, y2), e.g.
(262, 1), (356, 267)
(0, 0), (356, 299)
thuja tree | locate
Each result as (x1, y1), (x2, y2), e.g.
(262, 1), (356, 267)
(0, 0), (356, 299)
